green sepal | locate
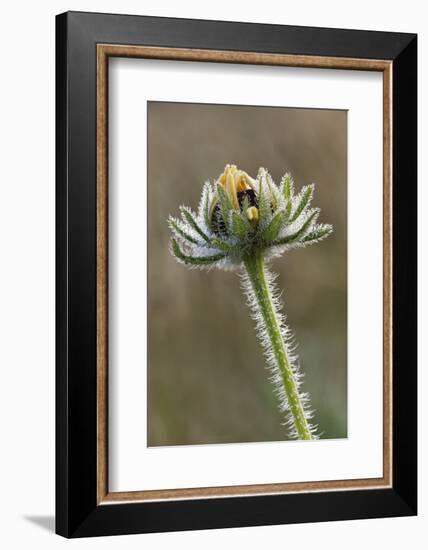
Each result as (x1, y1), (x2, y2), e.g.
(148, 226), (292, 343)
(261, 209), (287, 243)
(216, 183), (234, 234)
(210, 238), (237, 253)
(201, 183), (212, 230)
(171, 239), (225, 265)
(231, 210), (251, 240)
(168, 217), (200, 245)
(180, 207), (211, 243)
(274, 209), (319, 246)
(290, 184), (314, 222)
(257, 178), (271, 228)
(302, 224), (333, 244)
(281, 173), (294, 201)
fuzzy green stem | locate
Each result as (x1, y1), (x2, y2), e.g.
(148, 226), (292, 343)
(243, 252), (313, 440)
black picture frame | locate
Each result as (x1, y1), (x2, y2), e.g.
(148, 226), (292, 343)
(56, 11), (417, 538)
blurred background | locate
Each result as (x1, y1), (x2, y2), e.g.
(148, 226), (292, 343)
(147, 102), (347, 445)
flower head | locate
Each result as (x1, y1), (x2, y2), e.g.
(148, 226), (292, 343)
(168, 165), (332, 269)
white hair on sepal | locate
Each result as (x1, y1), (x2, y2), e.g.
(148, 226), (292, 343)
(171, 253), (228, 273)
(240, 264), (319, 440)
(197, 180), (216, 231)
(217, 258), (242, 271)
(302, 223), (334, 247)
(167, 215), (207, 248)
(279, 172), (295, 195)
(274, 186), (287, 211)
(257, 167), (269, 196)
(191, 244), (223, 258)
(255, 168), (275, 231)
(275, 209), (320, 247)
(263, 168), (283, 209)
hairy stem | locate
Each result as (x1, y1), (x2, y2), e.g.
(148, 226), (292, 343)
(243, 252), (314, 440)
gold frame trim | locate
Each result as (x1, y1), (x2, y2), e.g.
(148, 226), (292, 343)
(96, 44), (393, 505)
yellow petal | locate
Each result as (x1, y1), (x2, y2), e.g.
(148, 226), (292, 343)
(246, 206), (259, 224)
(235, 172), (249, 192)
(226, 169), (239, 209)
(218, 164), (237, 186)
(240, 171), (257, 190)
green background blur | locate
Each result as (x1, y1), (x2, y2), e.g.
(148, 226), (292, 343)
(147, 101), (347, 446)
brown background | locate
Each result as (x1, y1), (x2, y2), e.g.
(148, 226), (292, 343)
(147, 101), (347, 446)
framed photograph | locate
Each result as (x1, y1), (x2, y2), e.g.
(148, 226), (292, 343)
(56, 11), (417, 537)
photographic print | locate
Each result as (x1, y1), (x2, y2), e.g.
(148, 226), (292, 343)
(57, 14), (417, 536)
(147, 102), (347, 446)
